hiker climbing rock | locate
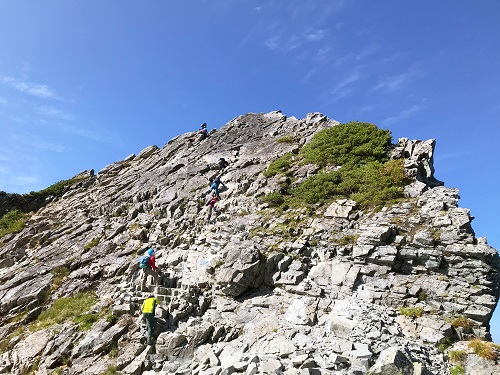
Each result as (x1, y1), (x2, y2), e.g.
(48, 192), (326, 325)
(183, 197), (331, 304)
(218, 157), (229, 171)
(199, 123), (209, 140)
(139, 248), (160, 292)
(141, 294), (160, 345)
(208, 176), (226, 199)
(206, 193), (220, 223)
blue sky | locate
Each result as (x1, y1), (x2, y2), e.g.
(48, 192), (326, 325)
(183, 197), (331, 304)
(1, 1), (499, 339)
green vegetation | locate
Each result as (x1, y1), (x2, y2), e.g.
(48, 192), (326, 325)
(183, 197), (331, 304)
(263, 152), (295, 177)
(292, 159), (409, 208)
(338, 234), (359, 246)
(30, 291), (98, 331)
(74, 313), (99, 330)
(448, 349), (467, 363)
(262, 122), (411, 211)
(261, 192), (285, 207)
(0, 210), (27, 238)
(50, 266), (71, 291)
(277, 135), (298, 144)
(106, 313), (118, 325)
(448, 316), (476, 329)
(399, 306), (424, 318)
(299, 121), (392, 167)
(418, 291), (428, 301)
(468, 338), (497, 360)
(24, 178), (83, 200)
(84, 237), (100, 251)
(449, 365), (465, 375)
(99, 365), (120, 375)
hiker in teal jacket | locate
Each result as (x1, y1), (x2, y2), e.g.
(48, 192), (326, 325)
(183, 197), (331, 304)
(209, 176), (226, 199)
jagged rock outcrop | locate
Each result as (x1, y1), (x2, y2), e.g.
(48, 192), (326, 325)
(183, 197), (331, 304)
(0, 111), (499, 375)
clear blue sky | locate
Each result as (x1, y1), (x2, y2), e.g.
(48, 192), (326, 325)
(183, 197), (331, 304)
(1, 1), (499, 339)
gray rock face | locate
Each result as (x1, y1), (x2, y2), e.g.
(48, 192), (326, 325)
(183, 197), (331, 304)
(0, 111), (498, 375)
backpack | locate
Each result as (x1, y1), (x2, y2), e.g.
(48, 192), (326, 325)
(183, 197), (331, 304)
(139, 255), (150, 269)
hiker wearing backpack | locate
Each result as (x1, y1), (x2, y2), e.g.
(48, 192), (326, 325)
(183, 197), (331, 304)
(209, 176), (226, 199)
(218, 157), (229, 171)
(140, 248), (159, 292)
(141, 294), (160, 345)
(206, 193), (220, 223)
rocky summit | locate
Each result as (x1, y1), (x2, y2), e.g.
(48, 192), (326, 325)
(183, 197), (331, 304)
(0, 111), (499, 375)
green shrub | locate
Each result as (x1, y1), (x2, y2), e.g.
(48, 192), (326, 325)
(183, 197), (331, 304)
(24, 178), (82, 200)
(418, 291), (428, 301)
(399, 306), (424, 318)
(292, 159), (409, 208)
(263, 152), (295, 177)
(31, 291), (98, 331)
(299, 121), (392, 168)
(261, 192), (285, 207)
(0, 210), (26, 238)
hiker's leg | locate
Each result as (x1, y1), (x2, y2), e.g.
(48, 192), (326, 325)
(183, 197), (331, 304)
(141, 270), (148, 291)
(144, 313), (154, 344)
(145, 267), (159, 286)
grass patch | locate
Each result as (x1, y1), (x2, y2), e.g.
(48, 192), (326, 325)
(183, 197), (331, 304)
(74, 313), (99, 330)
(84, 237), (100, 251)
(277, 135), (298, 144)
(448, 349), (467, 363)
(0, 210), (27, 238)
(468, 338), (497, 360)
(399, 306), (424, 318)
(263, 152), (295, 177)
(448, 316), (476, 329)
(50, 266), (71, 291)
(30, 291), (98, 331)
(450, 365), (465, 375)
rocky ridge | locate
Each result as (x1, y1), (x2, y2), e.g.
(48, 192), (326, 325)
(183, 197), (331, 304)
(0, 111), (499, 375)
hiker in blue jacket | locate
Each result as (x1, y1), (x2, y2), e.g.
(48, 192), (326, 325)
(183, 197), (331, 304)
(209, 176), (226, 199)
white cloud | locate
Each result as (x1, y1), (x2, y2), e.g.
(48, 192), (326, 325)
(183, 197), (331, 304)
(37, 106), (75, 121)
(306, 29), (325, 42)
(372, 72), (410, 92)
(265, 36), (280, 51)
(1, 76), (61, 99)
(329, 72), (360, 100)
(0, 96), (7, 106)
(382, 105), (422, 125)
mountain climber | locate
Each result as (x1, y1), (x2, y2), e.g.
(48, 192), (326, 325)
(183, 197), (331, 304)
(199, 123), (209, 140)
(218, 157), (229, 171)
(141, 294), (161, 345)
(208, 176), (226, 199)
(206, 193), (220, 223)
(140, 248), (160, 292)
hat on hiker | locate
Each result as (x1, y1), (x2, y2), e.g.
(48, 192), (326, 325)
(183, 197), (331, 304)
(147, 248), (154, 256)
